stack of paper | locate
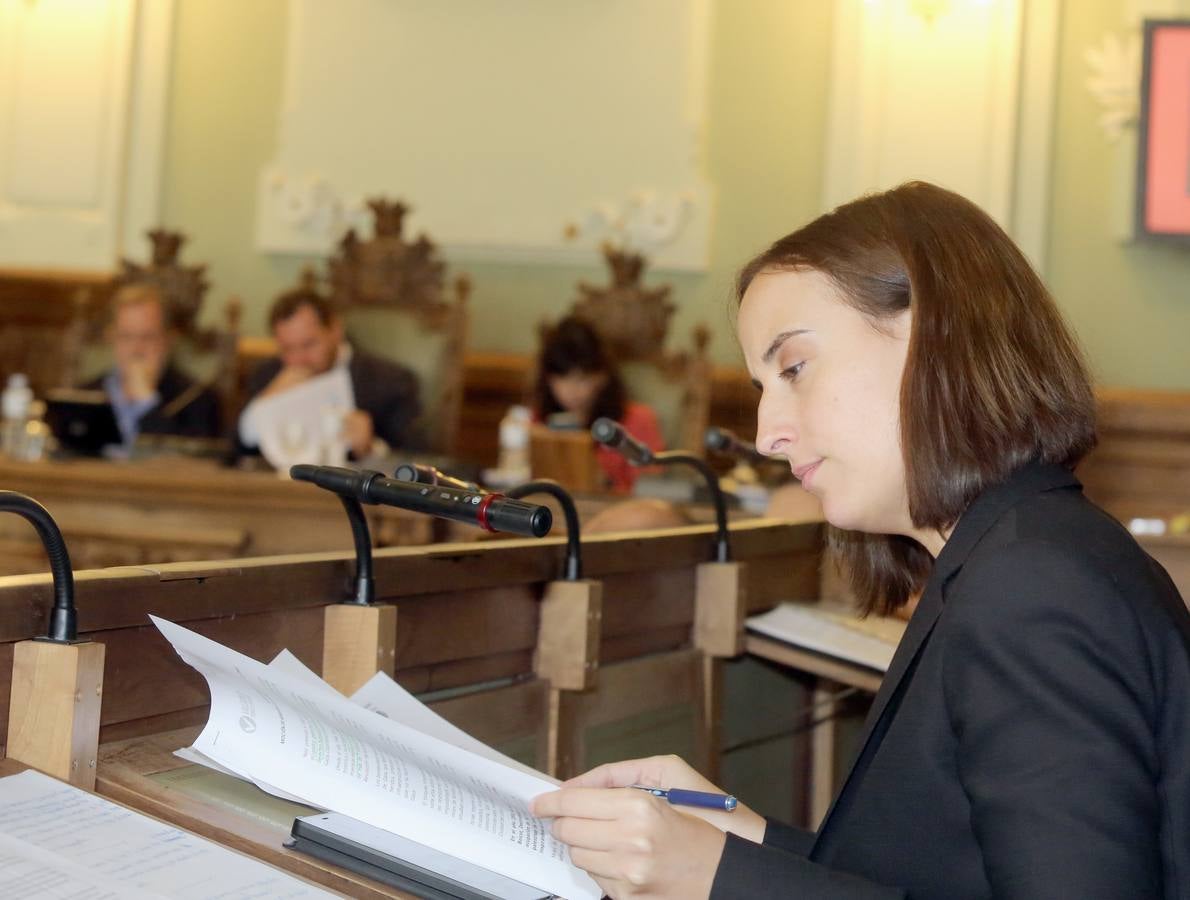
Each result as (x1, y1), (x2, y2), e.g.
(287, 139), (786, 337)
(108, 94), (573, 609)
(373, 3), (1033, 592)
(152, 617), (601, 900)
(746, 603), (903, 672)
(0, 768), (335, 898)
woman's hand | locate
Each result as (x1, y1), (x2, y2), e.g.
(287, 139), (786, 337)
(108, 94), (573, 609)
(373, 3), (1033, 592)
(531, 755), (766, 899)
(561, 755), (766, 841)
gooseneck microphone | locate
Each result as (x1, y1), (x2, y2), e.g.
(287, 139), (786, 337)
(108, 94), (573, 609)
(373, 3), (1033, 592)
(291, 465), (553, 538)
(704, 426), (767, 466)
(0, 491), (77, 642)
(590, 418), (731, 563)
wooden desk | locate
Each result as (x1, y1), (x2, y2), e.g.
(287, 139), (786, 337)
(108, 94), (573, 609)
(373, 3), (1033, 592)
(0, 519), (820, 892)
(0, 456), (435, 575)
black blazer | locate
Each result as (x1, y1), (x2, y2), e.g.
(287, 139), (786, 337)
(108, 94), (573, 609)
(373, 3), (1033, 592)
(86, 364), (221, 439)
(713, 462), (1190, 899)
(242, 348), (422, 452)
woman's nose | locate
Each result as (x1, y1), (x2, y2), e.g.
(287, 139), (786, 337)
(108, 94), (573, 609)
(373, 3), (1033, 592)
(755, 394), (797, 457)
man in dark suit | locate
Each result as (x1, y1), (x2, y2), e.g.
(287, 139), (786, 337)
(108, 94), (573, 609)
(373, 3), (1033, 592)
(88, 283), (221, 444)
(237, 285), (420, 458)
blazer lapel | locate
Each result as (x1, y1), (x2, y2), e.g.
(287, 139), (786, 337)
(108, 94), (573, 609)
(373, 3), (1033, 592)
(811, 461), (1082, 846)
(810, 573), (945, 838)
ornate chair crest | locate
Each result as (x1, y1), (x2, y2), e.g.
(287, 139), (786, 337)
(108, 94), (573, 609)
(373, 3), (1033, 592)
(571, 245), (676, 362)
(112, 229), (229, 337)
(325, 198), (470, 453)
(568, 245), (711, 454)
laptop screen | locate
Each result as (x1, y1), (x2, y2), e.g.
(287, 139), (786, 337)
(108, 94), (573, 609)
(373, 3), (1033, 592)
(44, 389), (123, 456)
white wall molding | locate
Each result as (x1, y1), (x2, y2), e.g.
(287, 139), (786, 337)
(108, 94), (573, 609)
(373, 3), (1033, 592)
(257, 0), (714, 271)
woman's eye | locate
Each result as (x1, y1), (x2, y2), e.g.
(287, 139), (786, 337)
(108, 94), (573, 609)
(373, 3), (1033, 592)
(779, 362), (805, 382)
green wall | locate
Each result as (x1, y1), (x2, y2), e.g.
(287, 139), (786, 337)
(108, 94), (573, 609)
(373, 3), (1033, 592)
(161, 0), (303, 326)
(160, 0), (1190, 388)
(1046, 0), (1190, 390)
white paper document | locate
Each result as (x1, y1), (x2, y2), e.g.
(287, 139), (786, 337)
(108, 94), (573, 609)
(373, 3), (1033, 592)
(746, 602), (903, 672)
(238, 366), (354, 468)
(152, 617), (601, 900)
(0, 769), (334, 899)
(350, 668), (555, 784)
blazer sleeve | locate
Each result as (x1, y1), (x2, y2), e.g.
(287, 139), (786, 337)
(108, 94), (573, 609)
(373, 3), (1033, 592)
(761, 819), (815, 857)
(940, 540), (1166, 900)
(711, 833), (906, 900)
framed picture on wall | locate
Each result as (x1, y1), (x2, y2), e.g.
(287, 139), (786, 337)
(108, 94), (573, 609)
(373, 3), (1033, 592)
(1136, 19), (1190, 241)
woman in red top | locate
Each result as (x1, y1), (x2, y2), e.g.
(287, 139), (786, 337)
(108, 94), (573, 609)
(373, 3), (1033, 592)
(533, 316), (663, 493)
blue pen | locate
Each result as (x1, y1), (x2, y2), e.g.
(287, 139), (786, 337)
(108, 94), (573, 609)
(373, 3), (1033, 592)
(632, 785), (737, 812)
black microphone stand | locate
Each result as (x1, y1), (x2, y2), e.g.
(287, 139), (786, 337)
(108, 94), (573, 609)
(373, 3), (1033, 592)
(589, 419), (731, 563)
(592, 421), (749, 668)
(651, 450), (731, 563)
(0, 491), (78, 641)
(501, 480), (582, 581)
(336, 495), (375, 606)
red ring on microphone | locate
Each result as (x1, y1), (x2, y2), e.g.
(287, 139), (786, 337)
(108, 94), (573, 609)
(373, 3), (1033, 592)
(476, 492), (503, 532)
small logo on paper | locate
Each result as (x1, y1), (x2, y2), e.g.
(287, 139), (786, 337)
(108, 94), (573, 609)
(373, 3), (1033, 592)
(238, 715), (257, 734)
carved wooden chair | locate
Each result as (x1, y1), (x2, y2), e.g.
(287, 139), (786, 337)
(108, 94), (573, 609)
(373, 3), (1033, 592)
(73, 229), (241, 430)
(0, 271), (110, 396)
(326, 197), (469, 455)
(569, 244), (712, 455)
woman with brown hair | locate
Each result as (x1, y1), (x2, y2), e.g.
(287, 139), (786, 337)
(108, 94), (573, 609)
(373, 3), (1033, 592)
(533, 315), (664, 493)
(532, 182), (1190, 898)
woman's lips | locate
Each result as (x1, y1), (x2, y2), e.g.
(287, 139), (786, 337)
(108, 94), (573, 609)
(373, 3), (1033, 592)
(792, 459), (822, 489)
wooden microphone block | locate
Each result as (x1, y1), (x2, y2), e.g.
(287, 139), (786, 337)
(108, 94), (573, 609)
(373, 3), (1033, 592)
(694, 560), (748, 657)
(7, 639), (105, 790)
(321, 603), (397, 696)
(534, 579), (602, 692)
(529, 425), (604, 492)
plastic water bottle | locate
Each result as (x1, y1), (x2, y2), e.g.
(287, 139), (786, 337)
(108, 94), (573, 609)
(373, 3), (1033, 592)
(19, 399), (51, 462)
(497, 404), (532, 482)
(1, 373), (33, 458)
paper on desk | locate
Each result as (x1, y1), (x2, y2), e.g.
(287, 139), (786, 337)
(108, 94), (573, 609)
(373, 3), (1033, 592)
(0, 829), (159, 900)
(238, 366), (353, 468)
(746, 603), (901, 672)
(0, 769), (334, 899)
(152, 616), (601, 900)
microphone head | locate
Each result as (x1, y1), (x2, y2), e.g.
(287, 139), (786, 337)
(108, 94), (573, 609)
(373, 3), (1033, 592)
(289, 464), (320, 483)
(528, 506), (553, 538)
(704, 426), (734, 453)
(394, 462), (481, 492)
(393, 462), (435, 484)
(590, 417), (621, 446)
